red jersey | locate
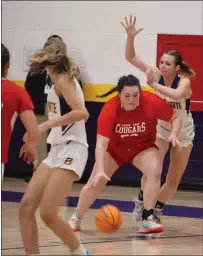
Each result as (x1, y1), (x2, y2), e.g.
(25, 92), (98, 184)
(1, 79), (34, 163)
(97, 91), (173, 148)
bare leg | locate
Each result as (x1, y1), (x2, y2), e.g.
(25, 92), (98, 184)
(157, 144), (192, 203)
(19, 163), (52, 254)
(2, 163), (5, 182)
(75, 152), (118, 218)
(140, 138), (170, 191)
(133, 147), (163, 211)
(39, 168), (88, 254)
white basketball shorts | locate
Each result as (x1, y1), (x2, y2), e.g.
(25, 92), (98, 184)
(156, 121), (195, 147)
(43, 141), (88, 181)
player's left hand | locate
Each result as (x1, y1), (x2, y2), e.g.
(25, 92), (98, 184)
(168, 134), (182, 150)
(87, 171), (111, 188)
(19, 144), (36, 164)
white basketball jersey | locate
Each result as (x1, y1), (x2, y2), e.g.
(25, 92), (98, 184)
(46, 78), (88, 147)
(156, 76), (194, 131)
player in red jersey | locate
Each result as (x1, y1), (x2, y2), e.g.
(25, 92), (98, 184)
(1, 43), (40, 179)
(68, 74), (182, 234)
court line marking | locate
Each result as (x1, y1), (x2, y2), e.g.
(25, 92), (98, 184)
(2, 234), (203, 251)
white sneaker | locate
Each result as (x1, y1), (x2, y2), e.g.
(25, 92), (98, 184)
(132, 197), (144, 221)
(153, 207), (163, 221)
(68, 216), (81, 232)
(138, 214), (164, 234)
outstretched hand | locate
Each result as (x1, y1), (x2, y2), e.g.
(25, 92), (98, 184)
(87, 171), (111, 188)
(121, 15), (144, 37)
(168, 134), (182, 152)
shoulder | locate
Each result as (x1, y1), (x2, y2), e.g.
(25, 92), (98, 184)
(56, 74), (80, 91)
(140, 90), (167, 108)
(2, 79), (28, 94)
(140, 90), (158, 102)
(178, 76), (191, 86)
(54, 74), (76, 96)
(99, 96), (119, 118)
(178, 76), (192, 98)
(104, 95), (120, 108)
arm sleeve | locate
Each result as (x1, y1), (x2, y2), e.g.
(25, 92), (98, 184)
(17, 87), (34, 113)
(152, 94), (173, 121)
(97, 100), (116, 138)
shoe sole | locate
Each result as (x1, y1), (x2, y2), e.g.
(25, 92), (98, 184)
(138, 226), (164, 234)
(72, 227), (81, 232)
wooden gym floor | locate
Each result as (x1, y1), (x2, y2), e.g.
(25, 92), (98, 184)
(2, 178), (203, 255)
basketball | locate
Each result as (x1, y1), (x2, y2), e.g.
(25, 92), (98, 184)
(95, 204), (123, 233)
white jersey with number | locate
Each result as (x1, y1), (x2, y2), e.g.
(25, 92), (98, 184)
(46, 78), (88, 147)
(156, 75), (195, 147)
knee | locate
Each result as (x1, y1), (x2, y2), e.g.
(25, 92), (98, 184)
(146, 165), (162, 181)
(166, 177), (180, 189)
(40, 204), (56, 226)
(19, 197), (36, 219)
(147, 172), (161, 183)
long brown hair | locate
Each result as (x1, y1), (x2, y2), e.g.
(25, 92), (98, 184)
(165, 50), (196, 79)
(29, 38), (79, 79)
(1, 43), (10, 77)
(97, 75), (141, 98)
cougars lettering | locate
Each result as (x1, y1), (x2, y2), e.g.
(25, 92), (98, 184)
(115, 122), (146, 138)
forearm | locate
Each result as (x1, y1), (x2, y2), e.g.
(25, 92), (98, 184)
(125, 36), (136, 61)
(171, 115), (182, 137)
(95, 143), (108, 171)
(44, 109), (89, 129)
(20, 110), (40, 146)
(151, 82), (178, 100)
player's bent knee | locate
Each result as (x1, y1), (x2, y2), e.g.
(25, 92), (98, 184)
(146, 168), (161, 181)
(40, 205), (56, 225)
(145, 164), (162, 180)
(19, 197), (36, 218)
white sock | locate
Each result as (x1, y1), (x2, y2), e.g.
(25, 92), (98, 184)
(71, 244), (87, 255)
(71, 212), (81, 221)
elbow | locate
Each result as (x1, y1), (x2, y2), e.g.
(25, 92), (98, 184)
(125, 54), (131, 62)
(81, 108), (89, 122)
(125, 54), (134, 63)
(173, 95), (182, 101)
(96, 140), (108, 151)
(172, 92), (185, 101)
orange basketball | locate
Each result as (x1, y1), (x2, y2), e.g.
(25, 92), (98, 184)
(95, 204), (123, 233)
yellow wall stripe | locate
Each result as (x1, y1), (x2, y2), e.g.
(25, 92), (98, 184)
(13, 80), (155, 102)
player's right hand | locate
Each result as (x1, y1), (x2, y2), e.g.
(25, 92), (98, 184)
(87, 171), (111, 188)
(121, 15), (144, 38)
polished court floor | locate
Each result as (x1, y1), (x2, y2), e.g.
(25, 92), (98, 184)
(2, 178), (203, 255)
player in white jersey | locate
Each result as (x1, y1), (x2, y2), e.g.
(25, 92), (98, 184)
(19, 37), (92, 256)
(156, 75), (194, 148)
(121, 15), (196, 223)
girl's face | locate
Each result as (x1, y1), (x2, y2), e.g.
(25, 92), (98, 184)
(119, 85), (140, 111)
(159, 54), (180, 77)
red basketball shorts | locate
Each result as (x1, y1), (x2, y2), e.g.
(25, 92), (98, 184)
(107, 141), (158, 167)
